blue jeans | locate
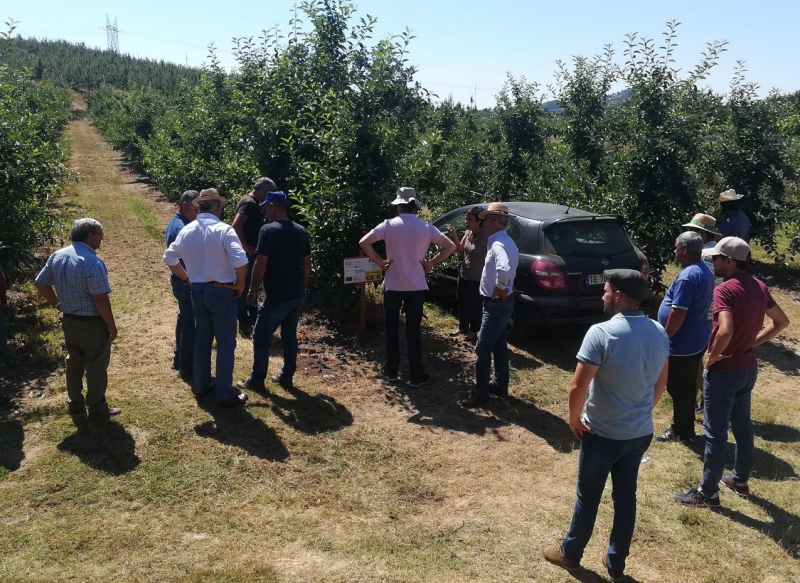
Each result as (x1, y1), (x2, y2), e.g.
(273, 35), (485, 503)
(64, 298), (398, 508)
(237, 254), (258, 330)
(475, 295), (515, 395)
(562, 432), (653, 576)
(171, 276), (195, 372)
(383, 290), (425, 379)
(251, 297), (304, 382)
(700, 367), (757, 495)
(191, 283), (238, 402)
(0, 308), (6, 370)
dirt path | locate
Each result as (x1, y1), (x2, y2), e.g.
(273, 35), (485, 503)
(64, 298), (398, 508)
(2, 111), (799, 583)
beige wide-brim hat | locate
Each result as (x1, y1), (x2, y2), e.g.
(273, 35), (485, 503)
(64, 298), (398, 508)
(716, 188), (744, 202)
(478, 202), (515, 219)
(193, 188), (229, 207)
(682, 213), (721, 235)
(389, 187), (420, 206)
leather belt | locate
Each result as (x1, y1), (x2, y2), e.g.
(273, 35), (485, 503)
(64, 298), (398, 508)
(63, 313), (103, 321)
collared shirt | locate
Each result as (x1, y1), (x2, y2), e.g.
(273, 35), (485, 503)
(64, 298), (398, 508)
(35, 242), (112, 316)
(479, 230), (519, 298)
(577, 311), (670, 440)
(368, 214), (444, 291)
(165, 211), (191, 282)
(163, 213), (248, 283)
(165, 211), (190, 247)
(657, 260), (714, 356)
(718, 211), (750, 242)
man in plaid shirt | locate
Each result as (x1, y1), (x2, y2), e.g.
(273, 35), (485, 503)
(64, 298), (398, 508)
(35, 218), (120, 421)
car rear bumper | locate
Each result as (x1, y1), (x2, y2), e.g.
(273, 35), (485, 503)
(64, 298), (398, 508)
(516, 293), (605, 326)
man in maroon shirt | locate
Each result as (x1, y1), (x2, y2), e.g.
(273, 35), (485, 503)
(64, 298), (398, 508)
(676, 237), (789, 506)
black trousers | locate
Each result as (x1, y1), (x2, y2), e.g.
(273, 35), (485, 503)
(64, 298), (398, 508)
(384, 290), (425, 379)
(457, 276), (482, 333)
(666, 349), (706, 438)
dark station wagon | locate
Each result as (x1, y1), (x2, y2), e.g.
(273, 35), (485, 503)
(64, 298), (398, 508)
(428, 202), (648, 337)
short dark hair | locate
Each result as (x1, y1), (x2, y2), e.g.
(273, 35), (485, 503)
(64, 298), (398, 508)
(398, 201), (418, 214)
(466, 206), (483, 222)
(198, 200), (220, 213)
(179, 190), (199, 206)
(734, 258), (748, 270)
(254, 177), (277, 192)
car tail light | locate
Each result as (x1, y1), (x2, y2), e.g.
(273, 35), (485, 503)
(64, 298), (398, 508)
(531, 258), (568, 291)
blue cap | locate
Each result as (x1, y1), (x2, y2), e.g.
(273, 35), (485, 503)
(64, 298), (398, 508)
(259, 191), (288, 207)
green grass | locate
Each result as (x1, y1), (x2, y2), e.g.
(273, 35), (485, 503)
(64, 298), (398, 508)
(126, 193), (163, 243)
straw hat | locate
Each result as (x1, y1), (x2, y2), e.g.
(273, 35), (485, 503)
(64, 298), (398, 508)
(478, 203), (515, 219)
(192, 188), (228, 207)
(682, 213), (721, 235)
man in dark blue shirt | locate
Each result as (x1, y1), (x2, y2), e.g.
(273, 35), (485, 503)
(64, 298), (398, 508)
(656, 231), (714, 442)
(241, 191), (311, 391)
(165, 190), (199, 378)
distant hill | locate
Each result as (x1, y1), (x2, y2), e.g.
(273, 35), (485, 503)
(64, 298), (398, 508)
(543, 89), (632, 113)
(4, 37), (201, 94)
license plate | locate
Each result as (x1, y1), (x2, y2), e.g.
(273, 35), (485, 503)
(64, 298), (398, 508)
(585, 274), (605, 286)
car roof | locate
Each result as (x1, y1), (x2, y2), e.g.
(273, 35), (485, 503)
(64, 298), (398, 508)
(463, 202), (614, 222)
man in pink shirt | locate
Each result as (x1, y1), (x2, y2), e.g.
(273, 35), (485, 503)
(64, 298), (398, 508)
(360, 188), (456, 387)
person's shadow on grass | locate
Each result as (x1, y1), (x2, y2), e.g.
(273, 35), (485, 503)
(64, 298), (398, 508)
(717, 494), (800, 560)
(0, 407), (24, 471)
(194, 398), (289, 462)
(685, 438), (797, 481)
(57, 420), (140, 475)
(256, 383), (353, 435)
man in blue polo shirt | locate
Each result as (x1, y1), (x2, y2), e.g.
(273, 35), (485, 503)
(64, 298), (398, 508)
(542, 269), (669, 581)
(656, 231), (714, 442)
(165, 190), (199, 378)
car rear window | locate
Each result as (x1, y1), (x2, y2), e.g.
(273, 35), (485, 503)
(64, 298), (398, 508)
(544, 220), (633, 257)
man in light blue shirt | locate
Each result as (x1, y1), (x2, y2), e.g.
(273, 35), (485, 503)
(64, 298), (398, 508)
(165, 190), (198, 378)
(35, 218), (120, 421)
(543, 269), (669, 581)
(461, 203), (519, 408)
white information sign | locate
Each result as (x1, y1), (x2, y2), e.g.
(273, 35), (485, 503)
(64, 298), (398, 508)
(344, 256), (383, 284)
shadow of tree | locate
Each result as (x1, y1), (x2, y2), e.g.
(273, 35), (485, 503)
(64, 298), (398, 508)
(0, 408), (24, 471)
(194, 399), (289, 462)
(57, 420), (139, 475)
(686, 438), (797, 480)
(256, 383), (353, 435)
(753, 420), (800, 443)
(716, 494), (800, 560)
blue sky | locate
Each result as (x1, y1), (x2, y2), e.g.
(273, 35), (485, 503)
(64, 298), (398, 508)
(9, 0), (799, 107)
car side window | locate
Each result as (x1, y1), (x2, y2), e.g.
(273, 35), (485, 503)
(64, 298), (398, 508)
(506, 220), (522, 241)
(434, 210), (466, 236)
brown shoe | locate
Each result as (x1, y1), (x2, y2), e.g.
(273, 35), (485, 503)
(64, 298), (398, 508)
(541, 544), (580, 572)
(88, 404), (122, 420)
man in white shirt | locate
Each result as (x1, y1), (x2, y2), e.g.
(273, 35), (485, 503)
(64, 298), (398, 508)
(359, 188), (456, 387)
(163, 189), (249, 407)
(461, 203), (519, 408)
